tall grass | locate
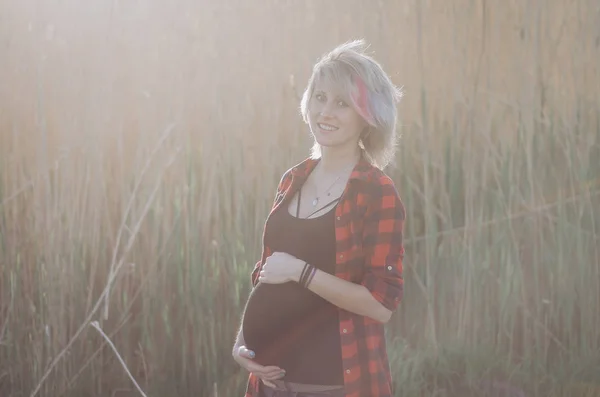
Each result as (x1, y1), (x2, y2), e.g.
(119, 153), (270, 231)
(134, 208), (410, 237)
(1, 0), (599, 396)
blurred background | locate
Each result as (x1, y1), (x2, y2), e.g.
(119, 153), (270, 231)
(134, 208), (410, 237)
(1, 0), (599, 396)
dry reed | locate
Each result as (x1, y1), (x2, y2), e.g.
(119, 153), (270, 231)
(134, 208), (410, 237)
(1, 0), (599, 396)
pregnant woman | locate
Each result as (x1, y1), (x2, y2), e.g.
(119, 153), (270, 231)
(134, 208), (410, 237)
(232, 40), (406, 397)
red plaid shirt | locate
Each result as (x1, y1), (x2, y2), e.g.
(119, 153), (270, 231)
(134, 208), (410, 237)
(245, 156), (405, 397)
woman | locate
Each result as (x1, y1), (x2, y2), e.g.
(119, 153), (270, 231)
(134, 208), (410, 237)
(232, 40), (406, 397)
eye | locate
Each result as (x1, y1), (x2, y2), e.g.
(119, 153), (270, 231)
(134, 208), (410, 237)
(315, 93), (326, 102)
(337, 100), (349, 107)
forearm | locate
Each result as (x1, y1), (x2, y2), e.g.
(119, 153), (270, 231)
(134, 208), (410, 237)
(233, 320), (245, 351)
(303, 268), (391, 323)
(235, 328), (245, 346)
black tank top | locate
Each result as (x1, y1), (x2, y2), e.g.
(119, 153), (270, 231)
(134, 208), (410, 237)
(242, 190), (344, 385)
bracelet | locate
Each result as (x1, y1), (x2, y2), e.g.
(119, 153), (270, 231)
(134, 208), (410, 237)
(298, 262), (310, 286)
(304, 266), (318, 288)
(299, 264), (313, 287)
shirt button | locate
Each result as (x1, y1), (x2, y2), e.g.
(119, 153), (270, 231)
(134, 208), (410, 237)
(343, 328), (347, 333)
(336, 216), (341, 221)
(387, 266), (392, 270)
(339, 254), (344, 259)
(346, 369), (351, 374)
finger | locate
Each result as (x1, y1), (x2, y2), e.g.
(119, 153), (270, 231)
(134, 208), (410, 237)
(247, 362), (283, 376)
(259, 277), (274, 284)
(234, 348), (252, 362)
(258, 274), (270, 283)
(262, 379), (277, 388)
(253, 369), (282, 380)
(261, 369), (286, 380)
(249, 366), (285, 379)
(238, 346), (256, 359)
(261, 366), (286, 378)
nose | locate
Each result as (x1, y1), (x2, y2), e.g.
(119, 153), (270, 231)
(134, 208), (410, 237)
(318, 101), (335, 118)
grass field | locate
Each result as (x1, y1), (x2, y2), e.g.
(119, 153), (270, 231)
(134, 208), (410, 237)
(1, 0), (599, 396)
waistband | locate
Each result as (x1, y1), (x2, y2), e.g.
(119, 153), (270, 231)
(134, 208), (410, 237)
(267, 379), (345, 393)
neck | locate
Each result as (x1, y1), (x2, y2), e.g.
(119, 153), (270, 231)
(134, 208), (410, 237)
(318, 145), (362, 175)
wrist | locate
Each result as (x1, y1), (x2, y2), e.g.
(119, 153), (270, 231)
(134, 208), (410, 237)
(295, 261), (307, 283)
(304, 266), (317, 288)
(297, 262), (318, 288)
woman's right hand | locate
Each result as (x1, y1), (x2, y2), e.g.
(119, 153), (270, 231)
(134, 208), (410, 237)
(232, 345), (286, 388)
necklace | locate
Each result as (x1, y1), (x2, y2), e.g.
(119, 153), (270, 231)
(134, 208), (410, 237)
(312, 175), (342, 207)
(311, 163), (355, 207)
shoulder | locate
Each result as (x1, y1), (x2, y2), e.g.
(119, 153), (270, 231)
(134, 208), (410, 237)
(277, 168), (293, 188)
(356, 162), (399, 194)
(356, 165), (406, 218)
(276, 157), (318, 189)
(368, 167), (397, 190)
(275, 162), (299, 189)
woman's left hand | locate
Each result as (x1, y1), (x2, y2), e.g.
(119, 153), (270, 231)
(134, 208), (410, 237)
(258, 252), (304, 284)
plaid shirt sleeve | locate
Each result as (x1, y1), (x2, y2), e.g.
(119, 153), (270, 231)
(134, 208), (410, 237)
(360, 175), (406, 312)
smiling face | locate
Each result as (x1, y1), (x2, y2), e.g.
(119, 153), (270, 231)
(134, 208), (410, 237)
(300, 41), (403, 169)
(307, 78), (368, 154)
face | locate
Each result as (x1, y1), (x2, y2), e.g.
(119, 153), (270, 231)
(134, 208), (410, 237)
(307, 79), (368, 153)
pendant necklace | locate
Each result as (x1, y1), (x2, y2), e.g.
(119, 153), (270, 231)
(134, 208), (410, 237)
(311, 164), (354, 207)
(312, 176), (342, 207)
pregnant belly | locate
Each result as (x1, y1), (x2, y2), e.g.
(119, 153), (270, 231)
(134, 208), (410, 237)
(241, 282), (328, 366)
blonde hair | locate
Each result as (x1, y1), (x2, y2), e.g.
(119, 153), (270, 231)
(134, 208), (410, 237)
(300, 39), (403, 169)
